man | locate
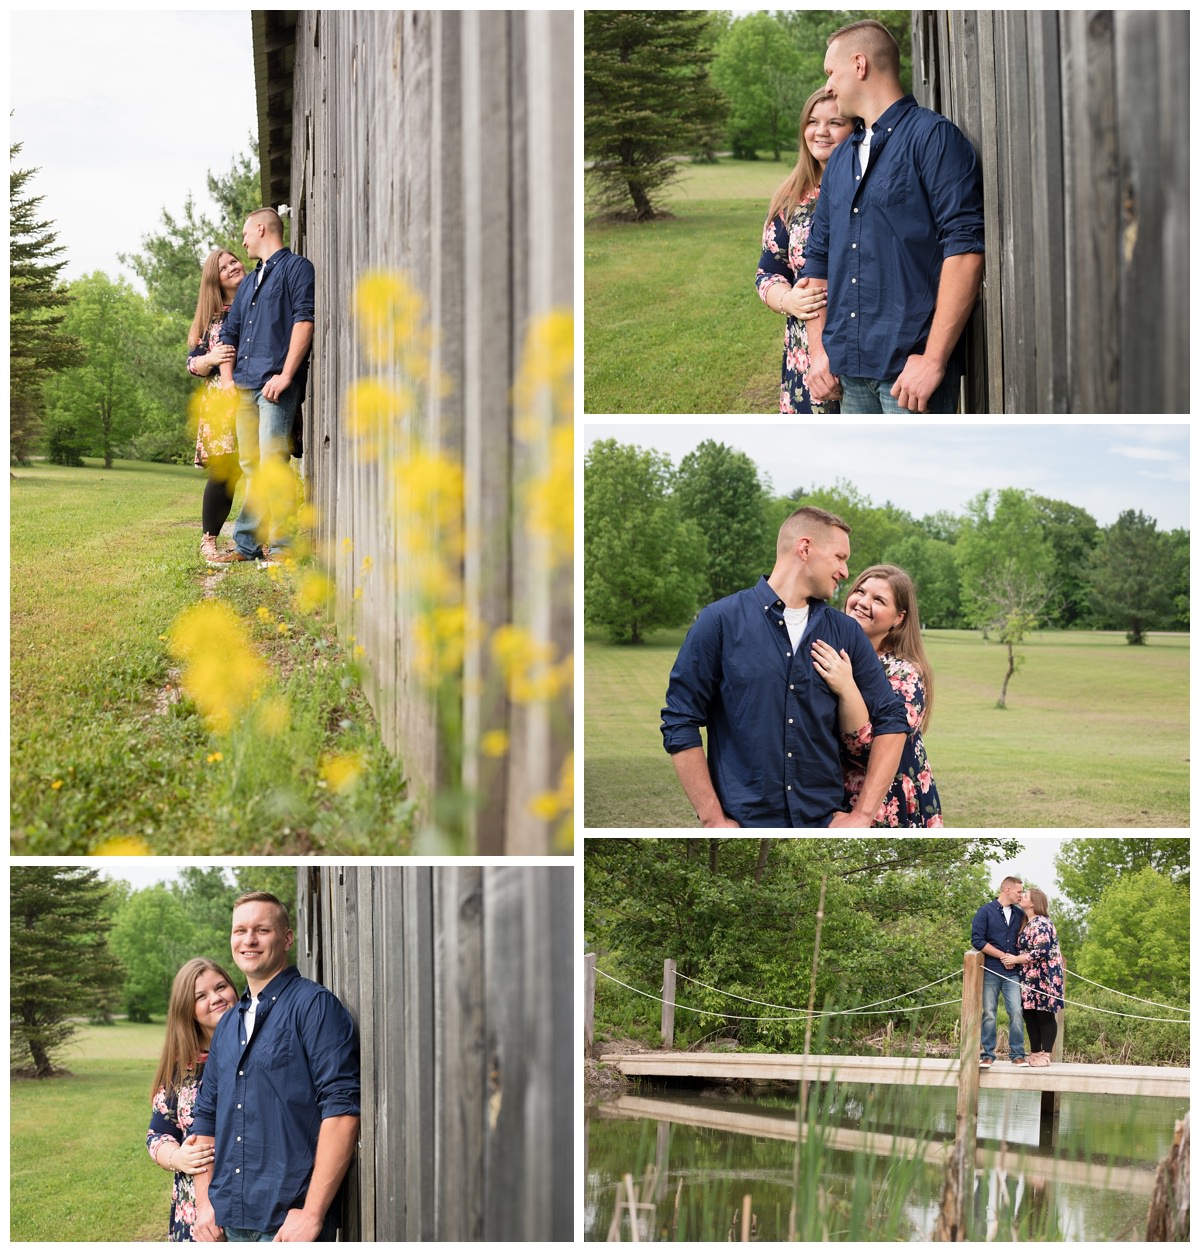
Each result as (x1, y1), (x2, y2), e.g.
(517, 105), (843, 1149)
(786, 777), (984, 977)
(802, 19), (985, 414)
(213, 208), (315, 564)
(971, 876), (1028, 1068)
(191, 892), (360, 1241)
(661, 506), (909, 828)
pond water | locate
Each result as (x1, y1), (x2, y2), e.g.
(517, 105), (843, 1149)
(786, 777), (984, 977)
(585, 1081), (1186, 1241)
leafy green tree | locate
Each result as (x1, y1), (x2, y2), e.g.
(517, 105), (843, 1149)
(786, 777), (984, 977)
(882, 532), (962, 629)
(1085, 509), (1181, 644)
(584, 10), (728, 219)
(1074, 866), (1188, 1000)
(11, 867), (125, 1076)
(10, 144), (78, 464)
(710, 14), (803, 160)
(776, 10), (914, 94)
(42, 272), (158, 467)
(1164, 527), (1189, 629)
(955, 488), (1057, 706)
(109, 886), (200, 1021)
(1031, 496), (1100, 627)
(585, 439), (706, 643)
(674, 440), (770, 603)
(1056, 838), (1189, 918)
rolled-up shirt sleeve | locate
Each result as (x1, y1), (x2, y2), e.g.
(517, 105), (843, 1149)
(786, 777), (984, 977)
(305, 992), (361, 1119)
(661, 614), (720, 755)
(921, 122), (985, 258)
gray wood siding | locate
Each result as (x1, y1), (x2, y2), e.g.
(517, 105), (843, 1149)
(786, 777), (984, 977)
(285, 11), (573, 851)
(298, 864), (573, 1241)
(914, 10), (1188, 413)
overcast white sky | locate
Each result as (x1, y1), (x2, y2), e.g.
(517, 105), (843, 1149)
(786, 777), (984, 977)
(584, 422), (1190, 531)
(9, 9), (258, 287)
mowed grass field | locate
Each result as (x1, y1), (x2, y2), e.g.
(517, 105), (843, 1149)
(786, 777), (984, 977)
(585, 159), (797, 414)
(584, 627), (1189, 828)
(11, 1022), (172, 1241)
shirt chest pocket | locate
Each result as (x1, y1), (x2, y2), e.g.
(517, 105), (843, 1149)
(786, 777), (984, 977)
(871, 170), (911, 208)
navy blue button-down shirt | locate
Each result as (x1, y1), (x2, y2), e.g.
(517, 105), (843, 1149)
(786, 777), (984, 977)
(661, 578), (910, 827)
(190, 965), (360, 1233)
(803, 94), (984, 382)
(220, 247), (315, 394)
(970, 899), (1024, 976)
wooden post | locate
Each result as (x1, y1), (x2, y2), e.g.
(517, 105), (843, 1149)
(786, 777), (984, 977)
(661, 959), (676, 1049)
(584, 952), (597, 1056)
(935, 949), (983, 1240)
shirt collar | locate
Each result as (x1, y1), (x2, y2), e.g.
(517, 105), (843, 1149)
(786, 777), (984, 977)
(854, 93), (918, 139)
(238, 963), (300, 1005)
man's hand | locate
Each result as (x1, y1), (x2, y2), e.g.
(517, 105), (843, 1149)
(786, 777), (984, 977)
(890, 353), (947, 413)
(192, 1202), (223, 1242)
(806, 349), (841, 404)
(828, 809), (872, 828)
(274, 1209), (324, 1242)
(261, 373), (292, 403)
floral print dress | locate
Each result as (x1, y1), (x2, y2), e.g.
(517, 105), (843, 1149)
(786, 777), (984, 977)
(190, 309), (236, 466)
(146, 1056), (208, 1241)
(1018, 916), (1064, 1014)
(755, 190), (840, 415)
(841, 653), (943, 827)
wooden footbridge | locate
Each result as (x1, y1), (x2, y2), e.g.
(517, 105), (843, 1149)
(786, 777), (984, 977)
(592, 950), (1189, 1237)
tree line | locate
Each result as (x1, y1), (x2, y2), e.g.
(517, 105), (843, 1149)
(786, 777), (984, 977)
(585, 10), (911, 220)
(9, 141), (262, 467)
(583, 437), (1189, 649)
(11, 866), (297, 1078)
(585, 838), (1189, 1066)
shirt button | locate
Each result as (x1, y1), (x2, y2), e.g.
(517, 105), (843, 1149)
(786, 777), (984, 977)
(850, 312), (856, 318)
(851, 278), (857, 284)
(853, 208), (859, 214)
(852, 243), (858, 250)
(235, 1168), (241, 1175)
(788, 718), (794, 724)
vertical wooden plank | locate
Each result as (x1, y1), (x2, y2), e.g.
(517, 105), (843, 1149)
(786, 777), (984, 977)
(403, 867), (436, 1240)
(436, 867), (486, 1238)
(460, 11), (514, 854)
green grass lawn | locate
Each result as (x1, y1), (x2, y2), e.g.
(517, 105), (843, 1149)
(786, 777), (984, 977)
(11, 460), (413, 853)
(11, 1021), (172, 1242)
(584, 626), (1190, 828)
(585, 159), (797, 414)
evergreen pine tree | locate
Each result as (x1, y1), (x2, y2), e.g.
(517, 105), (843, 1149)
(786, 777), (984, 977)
(10, 144), (78, 463)
(584, 11), (728, 220)
(11, 867), (125, 1077)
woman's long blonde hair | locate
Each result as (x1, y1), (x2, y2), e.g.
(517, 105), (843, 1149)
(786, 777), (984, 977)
(847, 563), (935, 731)
(766, 88), (846, 225)
(188, 249), (237, 349)
(149, 957), (239, 1101)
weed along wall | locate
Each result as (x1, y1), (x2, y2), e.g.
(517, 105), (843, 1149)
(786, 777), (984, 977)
(253, 12), (573, 852)
(914, 10), (1188, 413)
(298, 865), (573, 1241)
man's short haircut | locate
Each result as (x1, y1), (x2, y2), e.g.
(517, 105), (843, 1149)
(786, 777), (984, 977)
(246, 206), (284, 237)
(777, 505), (851, 557)
(233, 890), (291, 930)
(999, 875), (1023, 891)
(828, 18), (901, 77)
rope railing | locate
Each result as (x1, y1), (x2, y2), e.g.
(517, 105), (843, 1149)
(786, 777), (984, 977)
(595, 961), (1190, 1028)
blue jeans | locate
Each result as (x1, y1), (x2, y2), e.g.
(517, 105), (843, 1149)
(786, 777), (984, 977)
(980, 967), (1025, 1061)
(232, 384), (300, 558)
(839, 369), (962, 414)
(224, 1210), (339, 1241)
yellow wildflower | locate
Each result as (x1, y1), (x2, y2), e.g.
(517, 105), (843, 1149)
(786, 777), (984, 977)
(257, 695), (291, 737)
(168, 602), (268, 734)
(319, 751), (366, 796)
(92, 836), (153, 856)
(207, 752), (224, 764)
(481, 729), (510, 759)
(294, 570), (335, 616)
(50, 779), (64, 791)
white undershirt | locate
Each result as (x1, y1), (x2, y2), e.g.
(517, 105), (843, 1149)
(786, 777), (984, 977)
(858, 126), (875, 175)
(243, 993), (259, 1040)
(783, 605), (810, 651)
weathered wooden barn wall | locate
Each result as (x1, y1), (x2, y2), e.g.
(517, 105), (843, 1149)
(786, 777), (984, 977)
(256, 12), (573, 852)
(298, 864), (573, 1241)
(913, 10), (1188, 413)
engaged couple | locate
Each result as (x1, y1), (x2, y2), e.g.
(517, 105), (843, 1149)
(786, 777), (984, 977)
(972, 876), (1066, 1068)
(146, 892), (360, 1242)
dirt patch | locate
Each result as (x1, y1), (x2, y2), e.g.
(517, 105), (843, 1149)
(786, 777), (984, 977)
(585, 1057), (631, 1104)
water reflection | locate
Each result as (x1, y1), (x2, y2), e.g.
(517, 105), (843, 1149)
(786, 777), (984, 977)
(586, 1084), (1183, 1241)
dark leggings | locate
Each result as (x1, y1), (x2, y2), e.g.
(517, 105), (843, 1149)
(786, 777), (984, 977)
(1025, 1008), (1057, 1054)
(202, 454), (243, 536)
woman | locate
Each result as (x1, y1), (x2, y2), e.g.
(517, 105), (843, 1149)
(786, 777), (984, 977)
(1012, 888), (1065, 1066)
(811, 564), (943, 826)
(188, 249), (245, 564)
(146, 958), (239, 1240)
(755, 88), (855, 413)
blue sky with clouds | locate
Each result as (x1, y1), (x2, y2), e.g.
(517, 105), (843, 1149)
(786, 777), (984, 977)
(584, 422), (1190, 531)
(9, 10), (257, 288)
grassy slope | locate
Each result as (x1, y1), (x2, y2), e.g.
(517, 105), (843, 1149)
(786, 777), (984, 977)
(584, 159), (796, 414)
(584, 626), (1190, 829)
(11, 460), (411, 853)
